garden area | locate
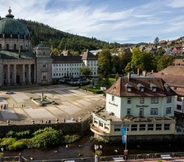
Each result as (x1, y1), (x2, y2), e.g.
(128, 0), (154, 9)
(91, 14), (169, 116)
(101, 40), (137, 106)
(0, 127), (81, 151)
(80, 77), (116, 95)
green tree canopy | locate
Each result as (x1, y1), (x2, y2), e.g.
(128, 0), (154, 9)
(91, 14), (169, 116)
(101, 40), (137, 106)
(98, 49), (112, 81)
(112, 55), (121, 74)
(79, 66), (91, 77)
(157, 55), (174, 71)
(154, 37), (159, 46)
(127, 48), (156, 73)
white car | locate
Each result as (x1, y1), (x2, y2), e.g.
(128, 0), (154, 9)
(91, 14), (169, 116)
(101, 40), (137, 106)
(6, 90), (14, 94)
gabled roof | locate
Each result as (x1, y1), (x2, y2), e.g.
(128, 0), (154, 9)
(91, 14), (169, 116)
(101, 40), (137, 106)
(51, 55), (82, 64)
(106, 75), (176, 97)
(81, 49), (98, 60)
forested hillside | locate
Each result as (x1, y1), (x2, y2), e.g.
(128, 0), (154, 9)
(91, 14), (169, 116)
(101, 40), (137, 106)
(19, 19), (129, 55)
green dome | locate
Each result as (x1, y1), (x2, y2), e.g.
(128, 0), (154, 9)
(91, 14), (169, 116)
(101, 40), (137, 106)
(0, 10), (30, 35)
(37, 44), (46, 47)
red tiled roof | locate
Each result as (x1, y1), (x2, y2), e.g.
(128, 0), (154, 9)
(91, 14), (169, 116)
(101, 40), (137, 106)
(82, 50), (98, 60)
(162, 66), (184, 75)
(106, 75), (176, 97)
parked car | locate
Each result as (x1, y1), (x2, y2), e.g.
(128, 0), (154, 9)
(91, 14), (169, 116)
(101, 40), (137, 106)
(6, 90), (14, 94)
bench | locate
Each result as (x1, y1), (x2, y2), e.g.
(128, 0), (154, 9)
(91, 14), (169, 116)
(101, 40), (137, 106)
(113, 157), (125, 161)
(161, 154), (172, 159)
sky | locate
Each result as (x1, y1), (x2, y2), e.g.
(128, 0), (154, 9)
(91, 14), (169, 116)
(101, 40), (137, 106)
(0, 0), (184, 44)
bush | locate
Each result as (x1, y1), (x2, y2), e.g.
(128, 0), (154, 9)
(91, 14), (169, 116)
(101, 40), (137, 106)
(0, 138), (16, 148)
(7, 140), (25, 151)
(31, 127), (61, 148)
(6, 130), (16, 138)
(63, 134), (81, 144)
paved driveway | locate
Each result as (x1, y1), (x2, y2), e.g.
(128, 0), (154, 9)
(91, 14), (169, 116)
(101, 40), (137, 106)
(0, 84), (105, 124)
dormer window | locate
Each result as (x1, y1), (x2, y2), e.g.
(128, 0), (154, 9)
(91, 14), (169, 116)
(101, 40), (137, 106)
(125, 83), (132, 92)
(140, 88), (144, 92)
(150, 83), (157, 92)
(164, 83), (170, 91)
(137, 83), (145, 92)
(127, 87), (132, 92)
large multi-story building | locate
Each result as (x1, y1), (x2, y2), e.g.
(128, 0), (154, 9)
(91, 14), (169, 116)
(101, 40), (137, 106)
(0, 9), (52, 86)
(91, 73), (177, 140)
(51, 49), (98, 78)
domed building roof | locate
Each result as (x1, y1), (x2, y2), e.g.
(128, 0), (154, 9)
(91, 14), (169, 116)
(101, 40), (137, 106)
(0, 8), (29, 35)
(37, 44), (46, 47)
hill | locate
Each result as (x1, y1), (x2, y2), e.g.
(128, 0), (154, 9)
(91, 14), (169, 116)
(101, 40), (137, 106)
(19, 19), (128, 55)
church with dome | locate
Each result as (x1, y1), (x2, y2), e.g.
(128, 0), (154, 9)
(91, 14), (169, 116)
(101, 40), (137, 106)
(0, 8), (52, 86)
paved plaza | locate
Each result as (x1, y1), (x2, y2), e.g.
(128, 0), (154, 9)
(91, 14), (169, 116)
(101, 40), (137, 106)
(0, 84), (105, 124)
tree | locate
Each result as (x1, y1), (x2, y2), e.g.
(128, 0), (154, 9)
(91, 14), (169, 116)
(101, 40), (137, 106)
(112, 55), (120, 74)
(154, 37), (159, 47)
(157, 55), (174, 71)
(129, 48), (156, 73)
(115, 73), (119, 80)
(98, 49), (112, 81)
(79, 66), (91, 78)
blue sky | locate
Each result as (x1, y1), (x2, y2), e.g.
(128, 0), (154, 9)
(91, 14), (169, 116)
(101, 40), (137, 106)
(1, 0), (184, 44)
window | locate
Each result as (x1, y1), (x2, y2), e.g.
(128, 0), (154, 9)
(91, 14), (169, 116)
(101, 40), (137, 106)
(139, 108), (144, 117)
(156, 124), (162, 131)
(127, 87), (132, 92)
(166, 107), (171, 114)
(43, 75), (47, 80)
(114, 125), (121, 132)
(123, 125), (129, 131)
(140, 97), (144, 104)
(177, 96), (182, 102)
(177, 105), (182, 111)
(99, 121), (103, 127)
(140, 87), (144, 92)
(150, 108), (158, 115)
(104, 124), (109, 130)
(112, 96), (115, 101)
(166, 96), (172, 103)
(148, 124), (154, 131)
(139, 124), (146, 131)
(164, 124), (170, 130)
(131, 124), (137, 131)
(127, 108), (131, 115)
(151, 97), (159, 104)
(127, 98), (131, 104)
(152, 87), (157, 92)
(43, 64), (46, 68)
(94, 118), (98, 124)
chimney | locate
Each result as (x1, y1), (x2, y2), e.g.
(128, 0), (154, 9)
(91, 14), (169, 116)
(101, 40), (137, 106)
(127, 72), (131, 81)
(142, 70), (146, 77)
(137, 69), (140, 75)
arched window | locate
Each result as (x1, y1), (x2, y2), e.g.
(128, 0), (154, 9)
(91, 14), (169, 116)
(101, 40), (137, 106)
(6, 44), (9, 50)
(14, 44), (16, 50)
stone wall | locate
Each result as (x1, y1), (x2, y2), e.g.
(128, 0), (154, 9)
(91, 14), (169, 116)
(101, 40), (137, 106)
(94, 133), (184, 143)
(0, 121), (87, 136)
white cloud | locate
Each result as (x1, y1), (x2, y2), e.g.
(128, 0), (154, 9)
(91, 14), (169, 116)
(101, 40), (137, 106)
(0, 0), (184, 44)
(166, 0), (184, 8)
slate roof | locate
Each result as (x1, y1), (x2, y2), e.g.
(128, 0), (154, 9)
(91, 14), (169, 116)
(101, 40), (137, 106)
(106, 75), (176, 97)
(51, 55), (82, 63)
(0, 50), (35, 59)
